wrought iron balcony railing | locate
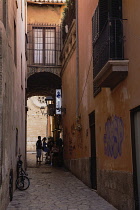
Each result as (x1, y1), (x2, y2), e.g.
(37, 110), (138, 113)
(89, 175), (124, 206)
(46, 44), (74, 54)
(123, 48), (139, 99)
(93, 18), (124, 78)
(27, 24), (62, 67)
(62, 0), (76, 43)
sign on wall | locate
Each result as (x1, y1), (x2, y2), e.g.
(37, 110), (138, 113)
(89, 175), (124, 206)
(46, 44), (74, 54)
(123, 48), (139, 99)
(56, 89), (61, 115)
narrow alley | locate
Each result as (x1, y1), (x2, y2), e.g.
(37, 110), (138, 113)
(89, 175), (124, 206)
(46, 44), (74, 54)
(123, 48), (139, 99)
(7, 153), (116, 210)
(1, 0), (139, 209)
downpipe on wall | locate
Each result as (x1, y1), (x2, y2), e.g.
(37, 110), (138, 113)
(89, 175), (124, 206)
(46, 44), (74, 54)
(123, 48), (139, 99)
(76, 0), (79, 118)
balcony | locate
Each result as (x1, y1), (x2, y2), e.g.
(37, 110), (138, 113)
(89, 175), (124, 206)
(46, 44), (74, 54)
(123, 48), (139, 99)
(27, 24), (62, 77)
(93, 18), (129, 89)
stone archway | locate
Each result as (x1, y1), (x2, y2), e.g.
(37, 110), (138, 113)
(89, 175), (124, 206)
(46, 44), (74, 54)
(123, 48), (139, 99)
(27, 66), (61, 79)
(27, 71), (61, 98)
(26, 71), (62, 152)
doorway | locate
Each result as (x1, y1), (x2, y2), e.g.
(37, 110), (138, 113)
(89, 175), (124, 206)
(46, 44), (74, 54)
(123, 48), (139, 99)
(131, 106), (140, 209)
(89, 111), (97, 190)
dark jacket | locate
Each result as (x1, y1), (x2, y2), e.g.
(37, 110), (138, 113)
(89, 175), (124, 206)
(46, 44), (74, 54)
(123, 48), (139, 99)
(36, 140), (42, 149)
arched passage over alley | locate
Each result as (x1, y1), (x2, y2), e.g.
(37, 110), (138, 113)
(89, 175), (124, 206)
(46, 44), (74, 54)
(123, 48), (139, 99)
(26, 71), (62, 153)
(26, 0), (64, 168)
(27, 72), (61, 98)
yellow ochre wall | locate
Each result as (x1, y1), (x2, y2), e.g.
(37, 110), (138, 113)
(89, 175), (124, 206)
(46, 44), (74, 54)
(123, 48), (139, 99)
(27, 4), (65, 24)
(62, 0), (140, 209)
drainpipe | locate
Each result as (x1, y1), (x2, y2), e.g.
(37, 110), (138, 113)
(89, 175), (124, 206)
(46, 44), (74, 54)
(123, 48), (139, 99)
(25, 1), (27, 34)
(76, 0), (79, 118)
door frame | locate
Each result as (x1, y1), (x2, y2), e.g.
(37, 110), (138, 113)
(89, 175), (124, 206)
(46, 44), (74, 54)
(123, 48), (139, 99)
(130, 106), (140, 209)
(89, 111), (97, 190)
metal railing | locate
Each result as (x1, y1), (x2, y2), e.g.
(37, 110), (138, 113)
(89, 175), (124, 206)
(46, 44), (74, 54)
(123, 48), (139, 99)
(62, 0), (76, 43)
(93, 18), (124, 78)
(27, 24), (62, 67)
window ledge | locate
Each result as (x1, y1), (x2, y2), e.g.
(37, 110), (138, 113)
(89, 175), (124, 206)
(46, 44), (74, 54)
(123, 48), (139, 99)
(93, 60), (129, 89)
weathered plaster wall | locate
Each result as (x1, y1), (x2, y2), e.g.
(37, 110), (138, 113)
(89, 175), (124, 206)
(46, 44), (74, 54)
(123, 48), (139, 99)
(78, 0), (138, 209)
(27, 3), (65, 152)
(62, 51), (77, 158)
(0, 0), (27, 209)
(27, 4), (65, 24)
(62, 0), (140, 209)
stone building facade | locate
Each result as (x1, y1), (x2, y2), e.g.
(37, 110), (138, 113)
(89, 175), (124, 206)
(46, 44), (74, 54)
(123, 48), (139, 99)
(61, 0), (140, 209)
(27, 96), (47, 151)
(26, 1), (66, 149)
(27, 96), (55, 151)
(0, 0), (27, 209)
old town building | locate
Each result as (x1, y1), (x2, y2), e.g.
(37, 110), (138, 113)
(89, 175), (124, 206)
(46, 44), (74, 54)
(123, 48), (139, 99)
(1, 0), (140, 209)
(0, 0), (27, 209)
(61, 0), (140, 209)
(26, 0), (66, 150)
(27, 96), (47, 151)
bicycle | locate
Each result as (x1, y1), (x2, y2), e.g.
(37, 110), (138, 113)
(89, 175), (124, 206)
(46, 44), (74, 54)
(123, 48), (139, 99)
(16, 154), (30, 191)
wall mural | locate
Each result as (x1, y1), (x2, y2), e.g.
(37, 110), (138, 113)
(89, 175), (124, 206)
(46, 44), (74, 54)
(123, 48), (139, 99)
(104, 115), (124, 159)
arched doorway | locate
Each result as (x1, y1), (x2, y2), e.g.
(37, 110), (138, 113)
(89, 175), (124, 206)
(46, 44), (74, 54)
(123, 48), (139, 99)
(26, 72), (62, 153)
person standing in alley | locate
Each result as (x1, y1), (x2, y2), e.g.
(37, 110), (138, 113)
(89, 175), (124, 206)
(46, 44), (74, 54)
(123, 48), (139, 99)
(36, 136), (42, 162)
(42, 137), (48, 152)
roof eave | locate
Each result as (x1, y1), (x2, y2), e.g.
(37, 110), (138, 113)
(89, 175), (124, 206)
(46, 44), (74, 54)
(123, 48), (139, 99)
(27, 1), (66, 5)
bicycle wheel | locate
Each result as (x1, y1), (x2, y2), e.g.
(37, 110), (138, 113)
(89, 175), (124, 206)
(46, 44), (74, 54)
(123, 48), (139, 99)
(16, 176), (30, 190)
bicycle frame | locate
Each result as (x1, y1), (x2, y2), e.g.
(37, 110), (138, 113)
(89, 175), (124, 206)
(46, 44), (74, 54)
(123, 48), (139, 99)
(16, 154), (30, 190)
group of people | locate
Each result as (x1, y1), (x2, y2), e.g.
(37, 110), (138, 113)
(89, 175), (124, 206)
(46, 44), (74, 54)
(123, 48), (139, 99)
(36, 136), (63, 166)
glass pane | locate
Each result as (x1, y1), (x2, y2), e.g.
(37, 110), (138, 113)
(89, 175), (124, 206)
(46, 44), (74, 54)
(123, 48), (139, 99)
(34, 28), (43, 64)
(45, 29), (55, 64)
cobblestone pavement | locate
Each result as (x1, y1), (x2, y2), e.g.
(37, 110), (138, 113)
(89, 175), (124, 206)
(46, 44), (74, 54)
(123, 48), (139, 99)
(7, 153), (117, 210)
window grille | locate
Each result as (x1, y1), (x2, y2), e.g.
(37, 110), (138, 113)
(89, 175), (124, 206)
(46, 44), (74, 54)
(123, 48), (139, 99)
(27, 24), (61, 67)
(92, 0), (123, 96)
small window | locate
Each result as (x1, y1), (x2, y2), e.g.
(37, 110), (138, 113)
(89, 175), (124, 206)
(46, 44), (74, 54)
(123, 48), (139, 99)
(38, 96), (46, 104)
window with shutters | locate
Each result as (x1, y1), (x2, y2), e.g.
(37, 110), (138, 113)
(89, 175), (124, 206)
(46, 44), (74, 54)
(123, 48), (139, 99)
(92, 0), (128, 94)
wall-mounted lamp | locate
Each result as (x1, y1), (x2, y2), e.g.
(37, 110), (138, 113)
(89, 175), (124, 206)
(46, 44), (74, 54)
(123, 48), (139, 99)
(45, 96), (54, 105)
(40, 106), (47, 116)
(45, 96), (66, 115)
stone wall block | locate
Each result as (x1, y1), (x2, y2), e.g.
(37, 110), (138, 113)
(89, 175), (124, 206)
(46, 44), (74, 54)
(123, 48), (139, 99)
(98, 169), (135, 210)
